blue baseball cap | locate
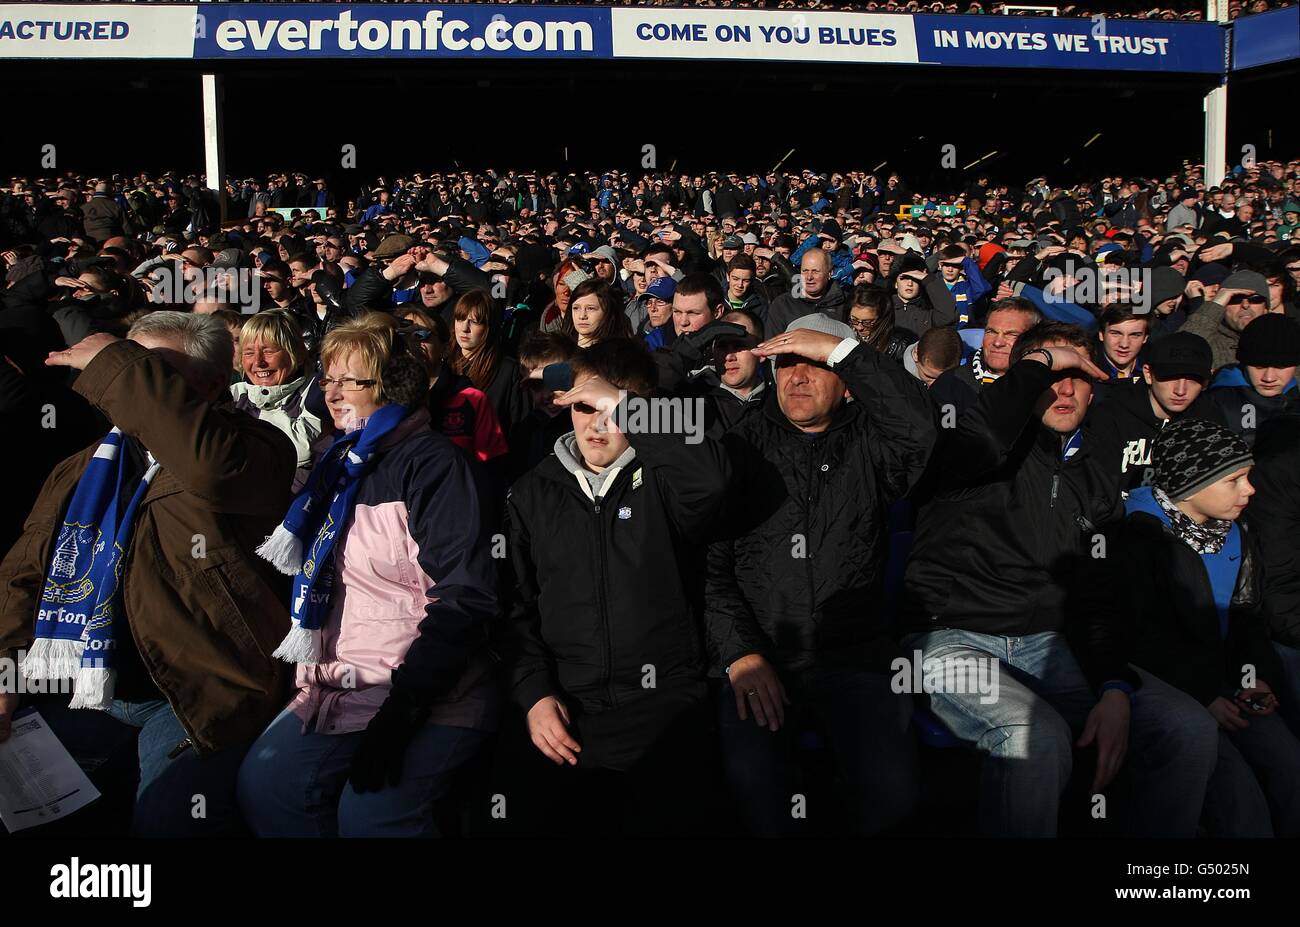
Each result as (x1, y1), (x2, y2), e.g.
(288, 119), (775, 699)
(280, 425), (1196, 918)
(645, 276), (676, 302)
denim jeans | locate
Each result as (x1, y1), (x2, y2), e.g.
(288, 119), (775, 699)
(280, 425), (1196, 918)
(718, 667), (918, 837)
(237, 708), (488, 837)
(902, 629), (1218, 837)
(37, 698), (249, 837)
(1203, 690), (1300, 838)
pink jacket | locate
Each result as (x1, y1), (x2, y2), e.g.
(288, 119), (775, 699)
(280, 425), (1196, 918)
(287, 408), (499, 735)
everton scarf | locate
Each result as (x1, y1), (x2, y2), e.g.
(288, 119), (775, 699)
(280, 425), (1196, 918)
(24, 429), (160, 710)
(256, 403), (409, 664)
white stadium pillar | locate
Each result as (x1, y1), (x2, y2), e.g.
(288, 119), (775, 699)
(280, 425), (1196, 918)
(1203, 0), (1229, 187)
(202, 72), (227, 224)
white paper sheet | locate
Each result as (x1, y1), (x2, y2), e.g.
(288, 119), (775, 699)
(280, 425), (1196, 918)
(0, 709), (100, 833)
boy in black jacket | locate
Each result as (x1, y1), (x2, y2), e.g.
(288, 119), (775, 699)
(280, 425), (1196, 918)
(1104, 418), (1300, 836)
(500, 338), (729, 835)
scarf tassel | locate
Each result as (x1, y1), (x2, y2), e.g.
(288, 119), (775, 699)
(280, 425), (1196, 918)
(67, 665), (115, 711)
(21, 637), (84, 682)
(256, 524), (305, 576)
(272, 622), (320, 665)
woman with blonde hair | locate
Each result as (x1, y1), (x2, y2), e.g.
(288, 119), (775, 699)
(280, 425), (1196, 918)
(230, 309), (323, 488)
(238, 312), (499, 837)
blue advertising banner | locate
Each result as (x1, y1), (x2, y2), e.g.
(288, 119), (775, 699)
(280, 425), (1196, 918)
(0, 3), (1234, 74)
(1231, 6), (1300, 71)
(914, 14), (1225, 73)
(193, 3), (610, 59)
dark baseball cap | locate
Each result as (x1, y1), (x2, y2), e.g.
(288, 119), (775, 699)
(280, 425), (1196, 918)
(1144, 331), (1212, 381)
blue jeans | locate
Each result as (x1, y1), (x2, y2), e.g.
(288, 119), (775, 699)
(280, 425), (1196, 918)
(237, 708), (488, 837)
(718, 668), (918, 837)
(1203, 690), (1300, 838)
(37, 698), (249, 837)
(902, 629), (1218, 837)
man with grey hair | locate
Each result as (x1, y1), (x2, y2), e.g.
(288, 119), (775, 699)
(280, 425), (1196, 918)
(0, 312), (295, 836)
(706, 312), (936, 835)
(763, 247), (851, 339)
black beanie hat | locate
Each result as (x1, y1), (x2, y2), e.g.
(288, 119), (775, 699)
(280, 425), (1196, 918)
(1153, 418), (1253, 502)
(1237, 313), (1300, 368)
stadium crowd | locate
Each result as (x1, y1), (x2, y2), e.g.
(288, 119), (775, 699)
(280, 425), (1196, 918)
(2, 154), (1300, 838)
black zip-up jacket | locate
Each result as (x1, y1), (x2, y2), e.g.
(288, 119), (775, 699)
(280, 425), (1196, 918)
(1248, 413), (1300, 649)
(902, 359), (1135, 690)
(505, 419), (730, 715)
(1085, 380), (1168, 493)
(1190, 380), (1300, 448)
(1089, 511), (1282, 706)
(706, 342), (937, 674)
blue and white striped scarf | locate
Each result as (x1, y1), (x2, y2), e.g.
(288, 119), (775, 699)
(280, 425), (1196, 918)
(256, 403), (409, 664)
(24, 429), (160, 710)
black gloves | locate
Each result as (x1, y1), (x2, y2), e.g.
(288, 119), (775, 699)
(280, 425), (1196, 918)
(347, 687), (431, 794)
(682, 320), (750, 356)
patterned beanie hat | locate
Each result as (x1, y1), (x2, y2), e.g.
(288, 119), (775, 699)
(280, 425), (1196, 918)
(1152, 417), (1253, 501)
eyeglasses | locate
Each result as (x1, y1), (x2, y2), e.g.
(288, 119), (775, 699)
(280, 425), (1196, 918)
(849, 317), (879, 332)
(318, 376), (378, 391)
(939, 262), (964, 270)
(1227, 295), (1268, 306)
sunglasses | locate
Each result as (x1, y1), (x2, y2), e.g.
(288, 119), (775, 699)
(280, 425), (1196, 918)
(1227, 294), (1268, 306)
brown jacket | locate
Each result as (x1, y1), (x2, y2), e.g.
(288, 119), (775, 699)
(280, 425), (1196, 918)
(1179, 299), (1240, 374)
(0, 340), (295, 755)
(79, 194), (135, 245)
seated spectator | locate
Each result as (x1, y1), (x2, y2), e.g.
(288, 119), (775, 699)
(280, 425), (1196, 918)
(890, 252), (959, 342)
(723, 254), (767, 318)
(231, 310), (324, 490)
(399, 305), (507, 470)
(449, 289), (529, 439)
(238, 313), (498, 837)
(1190, 313), (1300, 447)
(708, 313), (936, 835)
(936, 243), (992, 326)
(500, 339), (728, 835)
(1180, 270), (1271, 373)
(1094, 305), (1150, 385)
(764, 248), (850, 338)
(569, 279), (633, 348)
(902, 322), (1218, 836)
(931, 297), (1042, 415)
(510, 330), (579, 483)
(1250, 413), (1300, 739)
(1112, 419), (1300, 837)
(0, 312), (295, 836)
(849, 284), (914, 363)
(639, 276), (676, 351)
(904, 325), (963, 387)
(1088, 331), (1212, 494)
